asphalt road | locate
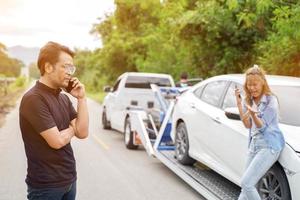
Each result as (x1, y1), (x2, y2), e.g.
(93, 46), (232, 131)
(0, 95), (204, 200)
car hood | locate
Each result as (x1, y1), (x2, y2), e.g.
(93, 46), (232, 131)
(280, 124), (300, 152)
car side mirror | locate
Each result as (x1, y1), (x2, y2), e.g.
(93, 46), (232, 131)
(103, 86), (112, 93)
(224, 107), (241, 120)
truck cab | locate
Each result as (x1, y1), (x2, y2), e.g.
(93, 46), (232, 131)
(102, 72), (175, 137)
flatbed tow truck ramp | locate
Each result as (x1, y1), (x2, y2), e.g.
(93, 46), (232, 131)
(128, 85), (241, 200)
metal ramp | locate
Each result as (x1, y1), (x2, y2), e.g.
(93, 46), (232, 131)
(130, 109), (241, 200)
(129, 86), (241, 200)
(157, 150), (240, 200)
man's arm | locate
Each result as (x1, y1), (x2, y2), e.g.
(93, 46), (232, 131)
(70, 97), (89, 139)
(69, 77), (89, 139)
(40, 126), (75, 149)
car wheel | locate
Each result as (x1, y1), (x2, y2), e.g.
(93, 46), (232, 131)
(102, 108), (111, 130)
(257, 164), (291, 200)
(175, 122), (196, 165)
(124, 117), (138, 150)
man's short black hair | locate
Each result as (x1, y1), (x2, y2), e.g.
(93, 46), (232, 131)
(37, 41), (74, 75)
(180, 72), (188, 80)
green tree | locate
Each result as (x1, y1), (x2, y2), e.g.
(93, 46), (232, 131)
(79, 0), (300, 94)
(257, 3), (300, 76)
(28, 62), (40, 79)
(0, 42), (24, 77)
(92, 0), (162, 80)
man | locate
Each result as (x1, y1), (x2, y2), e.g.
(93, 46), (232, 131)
(19, 41), (89, 200)
(176, 72), (189, 87)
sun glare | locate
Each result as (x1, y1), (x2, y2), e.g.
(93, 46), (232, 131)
(0, 0), (115, 49)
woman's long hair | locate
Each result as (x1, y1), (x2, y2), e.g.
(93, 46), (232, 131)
(244, 65), (273, 105)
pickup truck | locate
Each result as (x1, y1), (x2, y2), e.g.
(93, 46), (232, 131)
(102, 72), (175, 149)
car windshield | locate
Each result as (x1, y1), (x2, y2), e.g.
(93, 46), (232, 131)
(271, 85), (300, 126)
(125, 76), (172, 88)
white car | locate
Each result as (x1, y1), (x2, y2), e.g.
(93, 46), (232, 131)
(171, 74), (300, 199)
(102, 72), (175, 149)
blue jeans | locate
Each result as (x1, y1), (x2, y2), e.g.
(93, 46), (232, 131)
(27, 182), (76, 200)
(238, 142), (280, 200)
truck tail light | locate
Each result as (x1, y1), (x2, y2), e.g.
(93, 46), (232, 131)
(147, 101), (154, 108)
(131, 100), (138, 106)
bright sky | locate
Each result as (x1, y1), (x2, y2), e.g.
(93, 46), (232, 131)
(0, 0), (115, 50)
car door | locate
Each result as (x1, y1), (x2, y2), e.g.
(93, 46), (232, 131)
(191, 80), (249, 184)
(106, 78), (121, 130)
(187, 80), (229, 168)
(217, 82), (249, 182)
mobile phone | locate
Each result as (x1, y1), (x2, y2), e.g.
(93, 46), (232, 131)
(235, 84), (241, 98)
(66, 80), (75, 93)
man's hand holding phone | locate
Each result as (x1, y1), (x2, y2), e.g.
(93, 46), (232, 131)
(66, 79), (75, 93)
(66, 77), (86, 100)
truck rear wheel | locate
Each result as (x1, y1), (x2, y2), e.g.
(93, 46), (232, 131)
(102, 108), (111, 130)
(124, 117), (138, 150)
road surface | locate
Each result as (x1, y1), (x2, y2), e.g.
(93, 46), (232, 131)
(0, 95), (204, 200)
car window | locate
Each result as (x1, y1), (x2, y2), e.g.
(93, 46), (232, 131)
(222, 82), (244, 109)
(200, 81), (227, 107)
(125, 76), (172, 88)
(112, 79), (121, 92)
(271, 86), (300, 126)
(193, 85), (204, 98)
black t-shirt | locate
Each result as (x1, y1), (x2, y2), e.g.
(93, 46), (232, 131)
(19, 81), (77, 188)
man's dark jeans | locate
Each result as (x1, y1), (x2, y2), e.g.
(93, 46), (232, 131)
(27, 182), (76, 200)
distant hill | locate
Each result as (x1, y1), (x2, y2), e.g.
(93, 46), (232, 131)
(7, 45), (40, 66)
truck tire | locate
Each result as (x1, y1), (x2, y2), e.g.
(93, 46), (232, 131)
(175, 122), (196, 165)
(102, 108), (111, 130)
(257, 163), (291, 200)
(124, 117), (138, 150)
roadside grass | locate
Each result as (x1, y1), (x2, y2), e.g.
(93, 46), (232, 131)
(0, 77), (30, 127)
(87, 91), (106, 104)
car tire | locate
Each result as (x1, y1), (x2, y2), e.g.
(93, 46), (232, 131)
(102, 108), (111, 130)
(124, 117), (138, 150)
(257, 163), (291, 200)
(175, 122), (196, 165)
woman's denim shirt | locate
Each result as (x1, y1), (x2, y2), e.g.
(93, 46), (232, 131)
(244, 95), (285, 152)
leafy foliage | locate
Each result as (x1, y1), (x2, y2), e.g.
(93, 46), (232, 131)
(0, 43), (24, 77)
(257, 4), (300, 76)
(28, 62), (40, 79)
(75, 0), (300, 93)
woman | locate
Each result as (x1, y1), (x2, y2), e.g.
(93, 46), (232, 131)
(235, 65), (285, 200)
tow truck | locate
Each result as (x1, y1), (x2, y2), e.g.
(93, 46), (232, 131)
(127, 85), (241, 200)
